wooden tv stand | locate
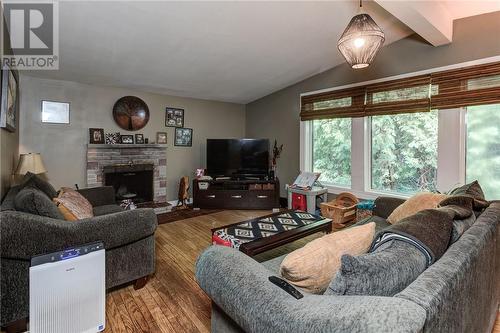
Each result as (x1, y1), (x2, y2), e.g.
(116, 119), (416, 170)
(192, 178), (280, 210)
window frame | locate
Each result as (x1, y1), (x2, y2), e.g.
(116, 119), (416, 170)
(301, 110), (466, 200)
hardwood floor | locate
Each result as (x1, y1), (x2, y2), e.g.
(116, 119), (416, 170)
(104, 210), (321, 333)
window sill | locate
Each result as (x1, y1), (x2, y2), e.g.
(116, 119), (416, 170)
(324, 184), (411, 201)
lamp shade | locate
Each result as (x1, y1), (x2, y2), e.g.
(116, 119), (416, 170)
(338, 13), (385, 69)
(15, 153), (47, 175)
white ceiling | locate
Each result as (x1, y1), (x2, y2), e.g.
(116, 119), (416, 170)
(21, 1), (500, 104)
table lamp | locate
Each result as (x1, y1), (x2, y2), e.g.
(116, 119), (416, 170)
(15, 153), (47, 175)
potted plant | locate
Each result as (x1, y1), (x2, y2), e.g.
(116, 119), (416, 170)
(271, 139), (283, 179)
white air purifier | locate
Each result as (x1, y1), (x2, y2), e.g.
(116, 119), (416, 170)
(29, 242), (106, 333)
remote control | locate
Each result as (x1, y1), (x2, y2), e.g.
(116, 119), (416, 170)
(268, 276), (303, 299)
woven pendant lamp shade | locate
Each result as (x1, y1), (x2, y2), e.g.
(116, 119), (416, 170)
(338, 13), (385, 69)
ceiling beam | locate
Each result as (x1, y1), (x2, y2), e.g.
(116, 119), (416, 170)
(374, 1), (453, 46)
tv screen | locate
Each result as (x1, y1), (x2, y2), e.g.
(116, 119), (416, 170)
(207, 139), (270, 178)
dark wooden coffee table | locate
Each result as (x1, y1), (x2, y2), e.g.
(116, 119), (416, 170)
(211, 210), (332, 257)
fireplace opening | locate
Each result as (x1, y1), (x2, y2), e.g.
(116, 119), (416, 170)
(103, 163), (154, 204)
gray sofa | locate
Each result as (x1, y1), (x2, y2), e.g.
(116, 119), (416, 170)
(0, 183), (157, 330)
(196, 197), (500, 333)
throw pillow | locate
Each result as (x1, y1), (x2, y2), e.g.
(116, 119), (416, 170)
(21, 172), (58, 199)
(53, 187), (94, 221)
(449, 180), (485, 200)
(387, 193), (448, 224)
(325, 239), (427, 297)
(448, 180), (489, 211)
(14, 185), (64, 219)
(279, 222), (375, 294)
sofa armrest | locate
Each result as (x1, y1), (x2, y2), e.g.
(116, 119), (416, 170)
(1, 208), (157, 260)
(195, 246), (425, 333)
(77, 186), (116, 206)
(373, 196), (406, 219)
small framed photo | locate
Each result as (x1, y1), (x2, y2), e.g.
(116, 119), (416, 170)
(89, 128), (105, 144)
(135, 134), (144, 144)
(165, 107), (184, 127)
(41, 100), (70, 124)
(120, 135), (134, 144)
(175, 127), (193, 147)
(156, 132), (167, 144)
(105, 132), (120, 144)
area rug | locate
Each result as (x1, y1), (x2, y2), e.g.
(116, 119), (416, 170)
(157, 207), (223, 225)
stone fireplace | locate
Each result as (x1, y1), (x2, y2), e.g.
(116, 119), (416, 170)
(86, 144), (167, 203)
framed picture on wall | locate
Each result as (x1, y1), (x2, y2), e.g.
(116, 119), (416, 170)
(41, 100), (70, 124)
(156, 132), (167, 144)
(174, 127), (193, 147)
(0, 66), (18, 132)
(165, 107), (184, 127)
(89, 128), (105, 144)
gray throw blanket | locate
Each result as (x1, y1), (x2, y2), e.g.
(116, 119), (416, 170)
(370, 196), (482, 266)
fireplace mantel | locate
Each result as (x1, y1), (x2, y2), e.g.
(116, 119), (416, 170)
(88, 144), (167, 149)
(86, 145), (167, 203)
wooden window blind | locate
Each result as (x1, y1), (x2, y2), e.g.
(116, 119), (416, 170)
(364, 75), (432, 116)
(430, 62), (500, 109)
(300, 87), (366, 120)
(300, 61), (500, 121)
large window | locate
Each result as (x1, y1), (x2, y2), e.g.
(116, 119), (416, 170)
(371, 111), (438, 194)
(466, 104), (500, 200)
(312, 118), (351, 187)
(301, 60), (500, 198)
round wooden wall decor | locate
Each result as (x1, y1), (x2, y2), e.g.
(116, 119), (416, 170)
(112, 96), (150, 131)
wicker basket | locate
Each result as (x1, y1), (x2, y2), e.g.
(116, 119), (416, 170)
(320, 192), (359, 230)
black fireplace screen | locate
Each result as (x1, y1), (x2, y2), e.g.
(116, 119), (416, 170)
(103, 164), (154, 203)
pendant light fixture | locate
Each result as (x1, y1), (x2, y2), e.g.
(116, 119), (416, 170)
(338, 0), (385, 69)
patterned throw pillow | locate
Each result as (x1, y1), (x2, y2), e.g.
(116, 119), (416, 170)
(387, 193), (448, 224)
(279, 222), (375, 294)
(53, 187), (94, 221)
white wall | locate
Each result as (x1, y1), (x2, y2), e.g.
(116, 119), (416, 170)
(19, 75), (246, 200)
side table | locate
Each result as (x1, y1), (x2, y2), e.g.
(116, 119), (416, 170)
(287, 186), (328, 214)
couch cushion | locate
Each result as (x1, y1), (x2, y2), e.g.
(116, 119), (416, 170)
(1, 185), (22, 211)
(279, 222), (375, 294)
(387, 193), (448, 224)
(53, 187), (93, 221)
(451, 214), (476, 243)
(93, 204), (125, 216)
(14, 186), (64, 219)
(21, 172), (58, 199)
(325, 239), (427, 297)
